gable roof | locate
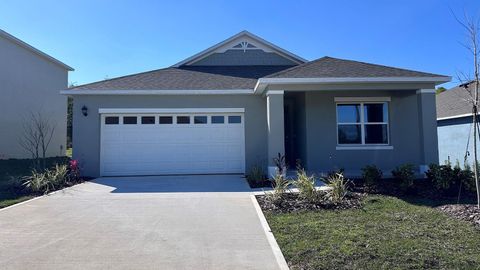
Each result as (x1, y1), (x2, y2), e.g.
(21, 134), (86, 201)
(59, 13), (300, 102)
(0, 29), (73, 71)
(172, 30), (307, 67)
(64, 33), (451, 93)
(266, 56), (446, 78)
(437, 82), (475, 120)
(70, 65), (294, 90)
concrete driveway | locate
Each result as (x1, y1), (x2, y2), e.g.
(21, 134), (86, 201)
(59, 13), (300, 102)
(0, 175), (282, 270)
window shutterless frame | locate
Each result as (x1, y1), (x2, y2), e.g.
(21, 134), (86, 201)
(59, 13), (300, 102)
(335, 101), (390, 146)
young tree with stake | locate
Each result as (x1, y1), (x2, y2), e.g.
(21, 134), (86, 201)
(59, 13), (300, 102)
(455, 13), (480, 208)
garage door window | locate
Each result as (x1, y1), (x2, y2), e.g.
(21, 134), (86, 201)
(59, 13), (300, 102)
(159, 116), (173, 124)
(105, 116), (119, 125)
(228, 116), (241, 124)
(177, 116), (190, 124)
(194, 116), (207, 124)
(211, 116), (224, 124)
(141, 116), (155, 124)
(123, 116), (137, 125)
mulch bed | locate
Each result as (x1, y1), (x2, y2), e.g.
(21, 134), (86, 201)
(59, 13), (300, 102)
(256, 191), (366, 213)
(437, 204), (480, 229)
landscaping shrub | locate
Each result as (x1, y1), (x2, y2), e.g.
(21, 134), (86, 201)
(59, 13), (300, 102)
(426, 162), (476, 196)
(324, 172), (350, 202)
(22, 160), (82, 194)
(273, 153), (287, 176)
(460, 163), (476, 192)
(246, 165), (266, 187)
(293, 167), (317, 201)
(361, 165), (382, 189)
(23, 164), (67, 194)
(266, 173), (290, 204)
(23, 169), (51, 194)
(426, 163), (454, 191)
(391, 164), (415, 190)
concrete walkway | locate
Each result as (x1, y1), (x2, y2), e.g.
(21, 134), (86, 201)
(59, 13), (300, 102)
(0, 175), (282, 270)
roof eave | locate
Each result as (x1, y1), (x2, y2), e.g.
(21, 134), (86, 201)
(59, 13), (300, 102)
(437, 113), (473, 121)
(60, 89), (255, 95)
(254, 76), (452, 94)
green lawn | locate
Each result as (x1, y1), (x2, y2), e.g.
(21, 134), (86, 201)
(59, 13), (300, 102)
(0, 157), (69, 208)
(265, 195), (480, 270)
(0, 195), (35, 208)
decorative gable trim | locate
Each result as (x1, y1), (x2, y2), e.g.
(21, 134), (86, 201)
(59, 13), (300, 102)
(172, 30), (307, 67)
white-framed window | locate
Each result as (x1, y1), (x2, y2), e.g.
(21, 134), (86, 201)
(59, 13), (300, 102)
(336, 99), (389, 146)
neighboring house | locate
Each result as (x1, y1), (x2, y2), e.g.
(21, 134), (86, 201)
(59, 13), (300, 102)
(0, 29), (73, 159)
(62, 31), (450, 177)
(437, 82), (478, 166)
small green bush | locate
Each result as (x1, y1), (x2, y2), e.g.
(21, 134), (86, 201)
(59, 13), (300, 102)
(426, 162), (476, 195)
(23, 170), (50, 194)
(266, 173), (290, 204)
(391, 164), (415, 190)
(325, 172), (350, 202)
(246, 165), (266, 186)
(293, 167), (317, 201)
(426, 163), (453, 191)
(361, 165), (382, 188)
(461, 163), (475, 192)
(23, 164), (70, 194)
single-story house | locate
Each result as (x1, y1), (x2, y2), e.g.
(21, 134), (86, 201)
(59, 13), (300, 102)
(62, 31), (450, 177)
(437, 82), (478, 166)
(0, 29), (73, 159)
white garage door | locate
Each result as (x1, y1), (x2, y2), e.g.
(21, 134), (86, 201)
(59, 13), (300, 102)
(100, 109), (245, 176)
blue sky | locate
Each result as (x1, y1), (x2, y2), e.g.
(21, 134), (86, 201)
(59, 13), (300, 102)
(1, 0), (479, 88)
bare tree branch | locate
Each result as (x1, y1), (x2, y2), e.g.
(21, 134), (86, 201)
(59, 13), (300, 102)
(18, 110), (56, 170)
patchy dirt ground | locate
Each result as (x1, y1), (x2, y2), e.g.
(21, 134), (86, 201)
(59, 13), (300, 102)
(256, 192), (365, 213)
(437, 204), (480, 229)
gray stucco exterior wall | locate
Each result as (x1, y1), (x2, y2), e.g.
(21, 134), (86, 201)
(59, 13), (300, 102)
(0, 35), (68, 159)
(417, 92), (439, 167)
(438, 116), (477, 166)
(72, 89), (439, 177)
(266, 92), (285, 171)
(191, 49), (298, 66)
(302, 90), (434, 175)
(72, 95), (268, 177)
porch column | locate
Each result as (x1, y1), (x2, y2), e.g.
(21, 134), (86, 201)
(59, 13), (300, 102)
(266, 90), (285, 177)
(417, 89), (439, 174)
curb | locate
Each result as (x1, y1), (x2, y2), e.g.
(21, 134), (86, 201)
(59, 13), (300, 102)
(250, 194), (290, 270)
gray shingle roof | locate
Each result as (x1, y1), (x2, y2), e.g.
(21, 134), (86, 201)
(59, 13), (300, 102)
(71, 65), (294, 90)
(71, 56), (448, 91)
(437, 82), (475, 119)
(266, 56), (446, 78)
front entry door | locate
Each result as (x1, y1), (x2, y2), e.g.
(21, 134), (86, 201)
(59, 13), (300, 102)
(284, 99), (296, 169)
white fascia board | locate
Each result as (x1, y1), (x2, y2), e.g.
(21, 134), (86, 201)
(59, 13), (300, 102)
(416, 89), (436, 94)
(99, 108), (245, 114)
(437, 113), (473, 121)
(265, 90), (284, 96)
(254, 76), (452, 93)
(60, 89), (254, 95)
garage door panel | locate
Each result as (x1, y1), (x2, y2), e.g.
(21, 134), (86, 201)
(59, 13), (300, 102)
(100, 112), (245, 176)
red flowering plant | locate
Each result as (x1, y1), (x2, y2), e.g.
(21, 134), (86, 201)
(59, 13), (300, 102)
(68, 159), (81, 183)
